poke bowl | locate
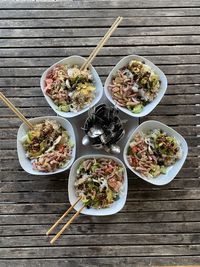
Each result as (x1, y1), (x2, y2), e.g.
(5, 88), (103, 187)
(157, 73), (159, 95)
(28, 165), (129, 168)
(40, 55), (103, 118)
(17, 116), (76, 175)
(68, 154), (128, 216)
(123, 120), (188, 185)
(104, 55), (167, 117)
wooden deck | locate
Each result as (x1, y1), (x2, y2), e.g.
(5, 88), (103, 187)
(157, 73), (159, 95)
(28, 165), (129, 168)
(0, 1), (199, 266)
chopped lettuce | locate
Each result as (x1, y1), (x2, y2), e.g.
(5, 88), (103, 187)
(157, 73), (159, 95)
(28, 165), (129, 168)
(58, 104), (70, 112)
(160, 166), (167, 174)
(133, 104), (143, 113)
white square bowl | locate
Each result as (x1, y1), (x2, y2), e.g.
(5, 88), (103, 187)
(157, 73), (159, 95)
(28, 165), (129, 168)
(104, 55), (168, 117)
(68, 154), (128, 216)
(123, 120), (188, 186)
(17, 116), (76, 175)
(40, 55), (103, 118)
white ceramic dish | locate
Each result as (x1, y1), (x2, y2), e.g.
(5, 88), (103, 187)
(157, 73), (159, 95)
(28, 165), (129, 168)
(17, 116), (76, 175)
(104, 54), (168, 118)
(68, 154), (128, 216)
(40, 55), (103, 118)
(123, 120), (188, 186)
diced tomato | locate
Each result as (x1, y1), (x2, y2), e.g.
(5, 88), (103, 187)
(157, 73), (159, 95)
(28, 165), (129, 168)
(45, 78), (53, 85)
(131, 146), (138, 153)
(104, 164), (113, 173)
(131, 157), (138, 166)
(58, 144), (65, 153)
(108, 178), (122, 192)
(44, 86), (51, 94)
(105, 167), (112, 173)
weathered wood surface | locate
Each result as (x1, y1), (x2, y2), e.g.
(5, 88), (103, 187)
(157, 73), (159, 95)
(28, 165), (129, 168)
(0, 1), (199, 266)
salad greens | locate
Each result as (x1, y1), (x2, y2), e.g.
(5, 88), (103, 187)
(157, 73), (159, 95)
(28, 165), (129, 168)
(75, 158), (124, 209)
(127, 129), (182, 178)
(22, 120), (73, 172)
(44, 64), (96, 112)
(109, 60), (160, 113)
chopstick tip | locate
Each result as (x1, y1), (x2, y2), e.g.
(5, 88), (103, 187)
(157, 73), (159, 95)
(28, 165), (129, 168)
(50, 238), (55, 245)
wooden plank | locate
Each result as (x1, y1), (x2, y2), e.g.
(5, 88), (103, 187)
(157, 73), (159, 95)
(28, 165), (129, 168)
(0, 222), (200, 236)
(0, 233), (200, 247)
(1, 36), (200, 48)
(0, 8), (200, 19)
(0, 46), (200, 58)
(1, 17), (200, 28)
(1, 26), (200, 38)
(0, 211), (200, 225)
(162, 95), (200, 106)
(152, 105), (200, 116)
(0, 7), (200, 19)
(0, 140), (21, 149)
(1, 0), (200, 9)
(142, 115), (200, 125)
(0, 171), (38, 181)
(0, 257), (200, 267)
(0, 245), (199, 258)
(0, 108), (55, 118)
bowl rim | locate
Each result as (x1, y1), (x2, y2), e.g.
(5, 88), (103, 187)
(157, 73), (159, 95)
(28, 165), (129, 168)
(104, 54), (168, 118)
(17, 116), (76, 176)
(40, 55), (104, 118)
(68, 154), (128, 216)
(123, 120), (188, 185)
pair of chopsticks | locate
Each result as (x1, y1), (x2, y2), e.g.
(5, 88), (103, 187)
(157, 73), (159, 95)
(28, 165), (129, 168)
(46, 196), (84, 244)
(0, 92), (34, 129)
(80, 16), (123, 70)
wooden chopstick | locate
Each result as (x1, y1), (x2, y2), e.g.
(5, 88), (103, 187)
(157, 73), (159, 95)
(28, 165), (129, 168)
(80, 16), (123, 71)
(80, 16), (122, 70)
(46, 196), (82, 236)
(0, 92), (34, 130)
(80, 16), (121, 70)
(50, 205), (85, 244)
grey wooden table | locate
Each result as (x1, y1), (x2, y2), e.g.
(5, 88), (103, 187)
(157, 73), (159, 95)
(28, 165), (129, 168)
(0, 1), (200, 266)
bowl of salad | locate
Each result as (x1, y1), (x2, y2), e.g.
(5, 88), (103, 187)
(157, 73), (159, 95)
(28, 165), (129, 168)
(68, 155), (128, 216)
(104, 55), (167, 117)
(123, 120), (188, 185)
(40, 55), (103, 118)
(17, 116), (76, 175)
